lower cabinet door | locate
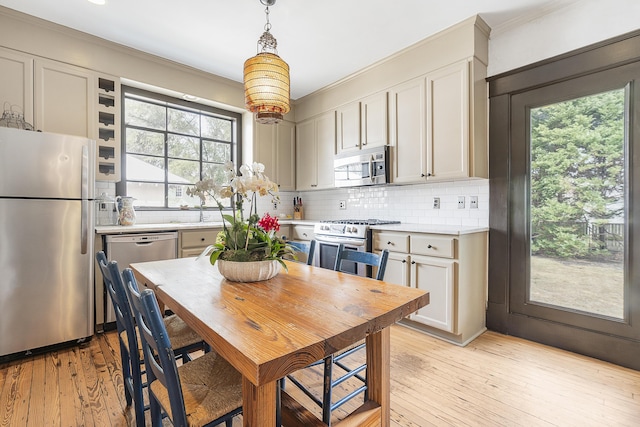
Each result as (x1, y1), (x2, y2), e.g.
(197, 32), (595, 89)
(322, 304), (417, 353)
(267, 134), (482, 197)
(380, 251), (409, 286)
(410, 254), (457, 333)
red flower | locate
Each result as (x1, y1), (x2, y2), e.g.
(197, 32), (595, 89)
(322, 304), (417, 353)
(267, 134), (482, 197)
(258, 213), (280, 232)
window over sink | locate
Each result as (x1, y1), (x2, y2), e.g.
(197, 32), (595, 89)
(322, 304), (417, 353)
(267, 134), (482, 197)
(117, 86), (242, 209)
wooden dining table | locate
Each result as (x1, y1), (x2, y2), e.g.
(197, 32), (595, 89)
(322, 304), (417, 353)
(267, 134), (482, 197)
(130, 256), (429, 427)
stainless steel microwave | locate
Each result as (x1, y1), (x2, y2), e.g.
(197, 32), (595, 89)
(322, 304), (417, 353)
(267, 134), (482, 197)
(334, 145), (389, 187)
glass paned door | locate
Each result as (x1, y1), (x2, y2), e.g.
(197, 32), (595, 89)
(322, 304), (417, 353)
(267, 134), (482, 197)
(529, 89), (626, 320)
(508, 63), (640, 342)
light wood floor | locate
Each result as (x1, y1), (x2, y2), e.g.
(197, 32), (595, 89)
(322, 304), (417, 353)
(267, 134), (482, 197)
(1, 325), (639, 426)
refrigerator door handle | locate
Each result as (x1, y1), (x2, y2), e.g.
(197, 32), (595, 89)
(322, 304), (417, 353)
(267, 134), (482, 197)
(81, 145), (89, 254)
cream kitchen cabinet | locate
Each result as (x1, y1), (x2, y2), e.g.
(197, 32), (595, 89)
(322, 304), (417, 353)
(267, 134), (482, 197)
(388, 59), (487, 184)
(254, 119), (296, 191)
(0, 47), (33, 125)
(296, 111), (335, 190)
(336, 101), (360, 154)
(373, 229), (487, 346)
(336, 91), (388, 155)
(388, 77), (427, 183)
(291, 224), (315, 241)
(179, 228), (222, 258)
(361, 91), (388, 149)
(0, 48), (121, 181)
(34, 58), (94, 138)
(277, 224), (292, 241)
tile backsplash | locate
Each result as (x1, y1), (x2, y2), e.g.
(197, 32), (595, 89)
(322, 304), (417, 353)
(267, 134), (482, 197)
(290, 179), (489, 227)
(98, 179), (489, 227)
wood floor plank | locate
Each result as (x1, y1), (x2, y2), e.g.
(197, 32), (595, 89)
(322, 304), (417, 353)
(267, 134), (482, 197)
(90, 335), (132, 426)
(44, 351), (63, 426)
(0, 357), (33, 427)
(59, 345), (95, 427)
(27, 355), (47, 426)
(2, 325), (640, 427)
(78, 341), (113, 426)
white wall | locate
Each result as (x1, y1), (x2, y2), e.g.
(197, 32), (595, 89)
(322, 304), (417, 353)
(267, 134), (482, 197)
(488, 0), (640, 77)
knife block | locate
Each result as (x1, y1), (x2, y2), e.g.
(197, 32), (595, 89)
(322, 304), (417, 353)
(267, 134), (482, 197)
(293, 207), (304, 220)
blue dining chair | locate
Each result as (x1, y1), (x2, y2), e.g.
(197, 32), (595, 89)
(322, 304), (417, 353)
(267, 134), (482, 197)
(287, 240), (316, 265)
(122, 268), (243, 427)
(286, 245), (389, 425)
(96, 251), (210, 427)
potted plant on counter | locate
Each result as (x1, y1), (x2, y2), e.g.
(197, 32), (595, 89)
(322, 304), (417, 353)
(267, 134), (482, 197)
(186, 161), (294, 282)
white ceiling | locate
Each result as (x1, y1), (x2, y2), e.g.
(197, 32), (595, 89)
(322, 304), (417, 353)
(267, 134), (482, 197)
(0, 0), (576, 100)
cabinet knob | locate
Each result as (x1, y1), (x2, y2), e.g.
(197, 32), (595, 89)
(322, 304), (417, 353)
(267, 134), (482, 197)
(411, 261), (416, 265)
(303, 233), (308, 237)
(402, 259), (407, 263)
(201, 237), (205, 241)
(387, 241), (394, 245)
(421, 173), (425, 177)
(427, 244), (433, 249)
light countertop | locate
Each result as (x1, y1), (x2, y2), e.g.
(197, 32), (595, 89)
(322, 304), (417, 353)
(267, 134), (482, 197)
(95, 219), (316, 235)
(369, 223), (488, 235)
(96, 220), (487, 236)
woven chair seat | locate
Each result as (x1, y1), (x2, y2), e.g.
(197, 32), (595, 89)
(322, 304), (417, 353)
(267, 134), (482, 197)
(164, 314), (203, 350)
(149, 351), (242, 427)
(119, 315), (206, 359)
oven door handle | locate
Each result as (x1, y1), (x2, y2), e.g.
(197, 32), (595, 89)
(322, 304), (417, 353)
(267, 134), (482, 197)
(315, 235), (367, 246)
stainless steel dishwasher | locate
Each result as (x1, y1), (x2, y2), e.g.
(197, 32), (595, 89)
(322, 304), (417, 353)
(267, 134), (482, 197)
(99, 232), (177, 328)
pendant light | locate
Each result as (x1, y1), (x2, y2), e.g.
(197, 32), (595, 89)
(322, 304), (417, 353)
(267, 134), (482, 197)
(243, 0), (290, 124)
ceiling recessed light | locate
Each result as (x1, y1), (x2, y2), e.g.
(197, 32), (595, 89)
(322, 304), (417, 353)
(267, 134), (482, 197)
(88, 0), (106, 5)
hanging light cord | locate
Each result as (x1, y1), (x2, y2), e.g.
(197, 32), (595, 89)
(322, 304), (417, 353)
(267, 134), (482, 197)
(257, 0), (278, 53)
(264, 5), (271, 33)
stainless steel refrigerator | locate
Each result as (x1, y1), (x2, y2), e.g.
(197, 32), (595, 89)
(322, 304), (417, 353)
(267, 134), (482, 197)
(0, 127), (95, 358)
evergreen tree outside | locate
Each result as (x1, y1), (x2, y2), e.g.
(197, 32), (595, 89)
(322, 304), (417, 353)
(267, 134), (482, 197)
(530, 88), (625, 259)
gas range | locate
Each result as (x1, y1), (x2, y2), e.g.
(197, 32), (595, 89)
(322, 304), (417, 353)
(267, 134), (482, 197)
(314, 219), (400, 240)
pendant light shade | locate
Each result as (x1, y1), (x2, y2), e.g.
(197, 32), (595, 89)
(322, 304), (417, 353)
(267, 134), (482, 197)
(244, 52), (290, 124)
(244, 0), (290, 124)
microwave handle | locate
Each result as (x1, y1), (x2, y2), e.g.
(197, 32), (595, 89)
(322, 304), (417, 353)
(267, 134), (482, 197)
(369, 156), (374, 183)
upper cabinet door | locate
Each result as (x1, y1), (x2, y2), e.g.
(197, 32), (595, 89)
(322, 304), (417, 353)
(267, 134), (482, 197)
(388, 77), (427, 184)
(34, 59), (95, 138)
(254, 120), (296, 191)
(0, 47), (34, 126)
(426, 60), (470, 180)
(275, 120), (296, 191)
(336, 101), (361, 154)
(254, 120), (277, 178)
(361, 91), (388, 149)
(315, 110), (336, 190)
(295, 118), (317, 190)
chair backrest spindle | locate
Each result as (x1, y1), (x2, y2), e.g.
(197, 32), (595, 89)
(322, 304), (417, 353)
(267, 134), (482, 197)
(334, 245), (390, 281)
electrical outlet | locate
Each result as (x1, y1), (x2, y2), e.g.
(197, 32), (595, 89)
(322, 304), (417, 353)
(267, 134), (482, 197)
(469, 196), (478, 209)
(457, 196), (465, 209)
(433, 197), (440, 209)
(339, 200), (346, 209)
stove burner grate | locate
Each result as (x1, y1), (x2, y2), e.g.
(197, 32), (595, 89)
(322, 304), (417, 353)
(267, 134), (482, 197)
(320, 219), (401, 226)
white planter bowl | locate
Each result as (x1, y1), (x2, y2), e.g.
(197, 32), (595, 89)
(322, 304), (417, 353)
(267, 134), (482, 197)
(217, 259), (281, 282)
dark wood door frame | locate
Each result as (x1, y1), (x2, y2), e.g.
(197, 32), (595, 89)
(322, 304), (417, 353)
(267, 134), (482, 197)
(487, 29), (640, 370)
